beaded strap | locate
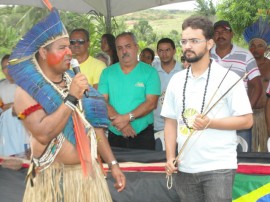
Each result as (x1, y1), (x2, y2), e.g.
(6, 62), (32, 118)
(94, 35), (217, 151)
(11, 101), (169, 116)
(32, 133), (65, 172)
(18, 103), (43, 120)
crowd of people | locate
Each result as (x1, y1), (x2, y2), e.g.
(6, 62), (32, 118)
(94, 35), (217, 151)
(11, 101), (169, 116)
(0, 1), (270, 201)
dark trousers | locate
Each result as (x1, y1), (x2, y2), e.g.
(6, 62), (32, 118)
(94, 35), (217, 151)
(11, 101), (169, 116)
(108, 124), (155, 150)
(175, 169), (236, 202)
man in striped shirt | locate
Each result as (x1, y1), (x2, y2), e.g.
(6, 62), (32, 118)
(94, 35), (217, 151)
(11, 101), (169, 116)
(211, 20), (262, 152)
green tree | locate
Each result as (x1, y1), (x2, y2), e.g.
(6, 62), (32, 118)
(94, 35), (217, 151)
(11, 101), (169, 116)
(195, 0), (216, 22)
(0, 5), (126, 57)
(195, 0), (216, 16)
(16, 7), (49, 35)
(0, 24), (19, 57)
(131, 20), (156, 45)
(217, 0), (270, 39)
(167, 30), (180, 47)
(137, 41), (148, 53)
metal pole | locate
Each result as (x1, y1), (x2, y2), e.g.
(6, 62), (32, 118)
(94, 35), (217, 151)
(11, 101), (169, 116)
(105, 0), (112, 33)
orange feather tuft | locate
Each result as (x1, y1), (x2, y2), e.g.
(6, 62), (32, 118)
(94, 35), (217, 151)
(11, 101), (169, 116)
(42, 0), (53, 11)
(72, 111), (92, 176)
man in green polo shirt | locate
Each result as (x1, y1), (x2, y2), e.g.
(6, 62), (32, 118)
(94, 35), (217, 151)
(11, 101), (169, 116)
(98, 32), (160, 150)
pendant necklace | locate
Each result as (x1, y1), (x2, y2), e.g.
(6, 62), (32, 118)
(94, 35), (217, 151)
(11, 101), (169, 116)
(181, 60), (212, 129)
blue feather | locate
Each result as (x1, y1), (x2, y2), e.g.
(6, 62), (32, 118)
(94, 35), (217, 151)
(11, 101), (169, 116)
(243, 16), (270, 45)
(10, 9), (68, 59)
(8, 9), (109, 146)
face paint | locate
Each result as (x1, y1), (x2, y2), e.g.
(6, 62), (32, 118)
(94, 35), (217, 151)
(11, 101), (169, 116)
(46, 48), (72, 66)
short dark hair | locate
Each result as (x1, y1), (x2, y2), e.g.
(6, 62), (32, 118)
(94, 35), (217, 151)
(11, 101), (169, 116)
(1, 54), (10, 69)
(157, 38), (176, 50)
(140, 48), (155, 61)
(182, 16), (214, 40)
(70, 28), (89, 41)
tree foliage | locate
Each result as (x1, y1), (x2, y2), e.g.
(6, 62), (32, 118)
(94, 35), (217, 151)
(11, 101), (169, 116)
(0, 24), (19, 56)
(0, 5), (189, 61)
(195, 0), (216, 17)
(131, 20), (156, 45)
(217, 0), (270, 39)
(0, 6), (124, 58)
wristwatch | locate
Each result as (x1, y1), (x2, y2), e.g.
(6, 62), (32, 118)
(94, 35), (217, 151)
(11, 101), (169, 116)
(108, 160), (119, 169)
(129, 113), (135, 122)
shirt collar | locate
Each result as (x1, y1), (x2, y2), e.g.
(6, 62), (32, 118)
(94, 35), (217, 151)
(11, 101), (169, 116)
(156, 61), (182, 72)
(188, 60), (212, 79)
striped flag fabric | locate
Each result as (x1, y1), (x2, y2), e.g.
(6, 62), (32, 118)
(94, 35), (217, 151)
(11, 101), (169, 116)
(233, 163), (270, 202)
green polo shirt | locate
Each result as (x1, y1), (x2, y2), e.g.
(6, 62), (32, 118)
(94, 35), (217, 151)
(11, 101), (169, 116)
(98, 61), (160, 135)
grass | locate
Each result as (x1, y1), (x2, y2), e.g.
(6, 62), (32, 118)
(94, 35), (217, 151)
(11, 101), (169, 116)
(117, 9), (195, 35)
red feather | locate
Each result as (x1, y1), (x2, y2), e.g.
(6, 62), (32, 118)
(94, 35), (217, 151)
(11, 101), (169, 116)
(72, 111), (92, 176)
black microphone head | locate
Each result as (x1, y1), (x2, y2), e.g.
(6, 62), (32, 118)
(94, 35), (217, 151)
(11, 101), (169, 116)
(70, 58), (80, 74)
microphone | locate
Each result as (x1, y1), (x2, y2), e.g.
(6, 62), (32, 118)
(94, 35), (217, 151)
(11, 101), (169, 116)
(70, 58), (89, 97)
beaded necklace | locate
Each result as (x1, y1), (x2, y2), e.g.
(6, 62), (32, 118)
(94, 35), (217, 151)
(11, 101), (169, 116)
(54, 73), (69, 96)
(181, 60), (212, 129)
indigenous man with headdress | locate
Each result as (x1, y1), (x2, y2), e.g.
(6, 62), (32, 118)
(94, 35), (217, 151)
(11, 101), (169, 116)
(243, 17), (270, 152)
(7, 1), (125, 201)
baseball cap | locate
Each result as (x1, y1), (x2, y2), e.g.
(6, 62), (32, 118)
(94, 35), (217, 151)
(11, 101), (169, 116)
(214, 20), (232, 31)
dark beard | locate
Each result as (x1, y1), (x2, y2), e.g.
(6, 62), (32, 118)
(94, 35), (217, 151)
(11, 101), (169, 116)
(184, 49), (206, 63)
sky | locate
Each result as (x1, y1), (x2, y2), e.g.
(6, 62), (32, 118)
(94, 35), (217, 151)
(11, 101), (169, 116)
(153, 1), (197, 11)
(153, 0), (218, 11)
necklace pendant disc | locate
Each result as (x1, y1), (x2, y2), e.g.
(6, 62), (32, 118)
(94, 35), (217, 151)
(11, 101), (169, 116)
(179, 108), (198, 136)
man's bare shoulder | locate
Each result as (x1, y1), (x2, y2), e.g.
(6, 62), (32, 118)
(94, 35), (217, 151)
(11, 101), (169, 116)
(265, 58), (270, 66)
(260, 58), (270, 79)
(14, 87), (38, 114)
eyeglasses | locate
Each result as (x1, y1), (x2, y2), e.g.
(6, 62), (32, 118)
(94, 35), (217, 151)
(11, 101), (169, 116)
(180, 38), (207, 46)
(70, 39), (86, 45)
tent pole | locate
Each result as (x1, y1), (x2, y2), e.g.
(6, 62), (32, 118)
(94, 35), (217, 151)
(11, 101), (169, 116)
(105, 0), (112, 33)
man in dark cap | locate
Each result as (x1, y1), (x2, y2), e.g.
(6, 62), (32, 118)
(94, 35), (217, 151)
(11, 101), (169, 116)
(211, 20), (262, 152)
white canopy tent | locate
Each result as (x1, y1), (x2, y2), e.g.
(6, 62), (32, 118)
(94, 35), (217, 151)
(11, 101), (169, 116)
(0, 0), (193, 32)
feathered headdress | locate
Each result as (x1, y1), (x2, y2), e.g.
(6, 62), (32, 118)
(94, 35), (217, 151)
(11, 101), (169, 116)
(7, 0), (109, 176)
(243, 16), (270, 46)
(8, 0), (68, 114)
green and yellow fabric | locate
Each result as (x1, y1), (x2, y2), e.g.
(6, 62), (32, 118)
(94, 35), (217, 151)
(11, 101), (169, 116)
(233, 174), (270, 202)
